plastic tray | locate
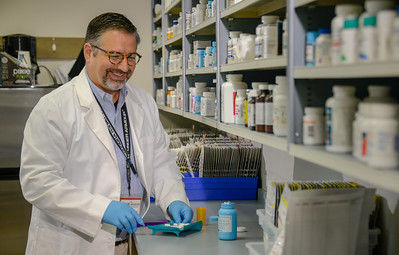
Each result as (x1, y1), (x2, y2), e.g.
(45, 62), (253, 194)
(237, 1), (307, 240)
(182, 176), (258, 200)
(148, 221), (203, 236)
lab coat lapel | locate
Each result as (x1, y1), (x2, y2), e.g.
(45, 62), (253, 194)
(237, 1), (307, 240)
(74, 69), (118, 165)
(125, 91), (150, 214)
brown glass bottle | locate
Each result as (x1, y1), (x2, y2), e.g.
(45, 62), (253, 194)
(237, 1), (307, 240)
(256, 85), (268, 132)
(265, 85), (274, 134)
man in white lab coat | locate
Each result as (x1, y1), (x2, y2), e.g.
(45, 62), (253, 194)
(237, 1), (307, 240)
(19, 12), (192, 255)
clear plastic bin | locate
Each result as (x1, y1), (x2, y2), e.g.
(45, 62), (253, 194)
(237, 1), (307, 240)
(256, 209), (278, 254)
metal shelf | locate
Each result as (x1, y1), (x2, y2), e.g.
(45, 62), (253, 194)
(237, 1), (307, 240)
(154, 14), (162, 23)
(165, 34), (183, 46)
(294, 61), (399, 79)
(158, 105), (184, 115)
(221, 57), (287, 72)
(165, 71), (182, 77)
(221, 0), (286, 19)
(182, 112), (218, 128)
(158, 106), (287, 151)
(186, 67), (217, 75)
(289, 144), (399, 193)
(186, 17), (216, 36)
(164, 0), (182, 14)
(294, 0), (364, 8)
(218, 123), (288, 151)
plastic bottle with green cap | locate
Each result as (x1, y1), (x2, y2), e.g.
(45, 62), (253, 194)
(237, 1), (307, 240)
(359, 15), (377, 62)
(341, 17), (359, 64)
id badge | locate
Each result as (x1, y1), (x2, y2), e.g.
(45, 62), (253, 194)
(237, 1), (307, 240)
(120, 197), (141, 212)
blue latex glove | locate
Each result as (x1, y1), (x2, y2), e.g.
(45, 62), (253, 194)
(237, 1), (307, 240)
(167, 201), (193, 224)
(102, 201), (144, 234)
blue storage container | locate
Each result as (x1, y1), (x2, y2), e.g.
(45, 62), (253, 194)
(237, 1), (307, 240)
(182, 175), (258, 201)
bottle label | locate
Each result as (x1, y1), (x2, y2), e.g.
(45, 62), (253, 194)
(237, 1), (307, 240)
(248, 103), (255, 127)
(326, 107), (332, 145)
(265, 102), (273, 125)
(256, 102), (265, 125)
(218, 215), (232, 233)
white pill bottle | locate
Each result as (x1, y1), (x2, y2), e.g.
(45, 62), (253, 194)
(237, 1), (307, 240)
(325, 86), (359, 153)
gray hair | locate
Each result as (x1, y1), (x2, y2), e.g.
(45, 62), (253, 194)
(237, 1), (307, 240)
(85, 12), (140, 52)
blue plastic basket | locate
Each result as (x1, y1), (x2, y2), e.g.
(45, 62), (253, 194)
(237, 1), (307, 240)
(182, 175), (258, 201)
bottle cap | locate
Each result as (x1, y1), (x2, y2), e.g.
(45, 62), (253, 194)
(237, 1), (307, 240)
(261, 15), (279, 24)
(306, 31), (318, 44)
(249, 90), (261, 97)
(335, 4), (363, 16)
(259, 84), (269, 90)
(318, 28), (331, 34)
(229, 31), (242, 38)
(365, 1), (395, 15)
(251, 82), (268, 90)
(226, 74), (243, 81)
(305, 107), (324, 115)
(368, 85), (391, 98)
(333, 86), (356, 96)
(195, 82), (207, 88)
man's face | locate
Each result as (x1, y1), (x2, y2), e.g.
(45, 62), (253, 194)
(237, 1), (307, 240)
(84, 30), (137, 92)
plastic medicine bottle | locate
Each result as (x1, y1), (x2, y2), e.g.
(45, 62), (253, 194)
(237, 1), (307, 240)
(367, 103), (399, 169)
(303, 107), (325, 145)
(364, 85), (395, 103)
(305, 31), (318, 66)
(359, 16), (377, 62)
(331, 4), (362, 65)
(221, 74), (247, 123)
(201, 92), (216, 117)
(273, 76), (288, 137)
(218, 202), (237, 241)
(255, 15), (279, 59)
(227, 31), (242, 64)
(315, 28), (332, 66)
(325, 86), (359, 153)
(234, 89), (246, 125)
(377, 10), (397, 61)
(341, 18), (359, 64)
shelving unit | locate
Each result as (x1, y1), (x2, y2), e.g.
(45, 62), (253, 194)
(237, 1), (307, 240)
(152, 0), (399, 196)
(221, 0), (286, 18)
(221, 57), (287, 72)
(294, 61), (399, 79)
(165, 70), (183, 77)
(289, 144), (399, 193)
(165, 34), (183, 46)
(154, 15), (162, 23)
(186, 66), (217, 75)
(186, 17), (216, 35)
(164, 0), (182, 14)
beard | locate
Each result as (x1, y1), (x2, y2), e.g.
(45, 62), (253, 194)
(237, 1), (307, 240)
(102, 68), (132, 91)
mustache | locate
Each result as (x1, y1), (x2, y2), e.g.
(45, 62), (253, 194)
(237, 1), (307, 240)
(105, 68), (132, 77)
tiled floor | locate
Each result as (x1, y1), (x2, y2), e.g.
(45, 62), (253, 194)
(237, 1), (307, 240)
(0, 180), (31, 255)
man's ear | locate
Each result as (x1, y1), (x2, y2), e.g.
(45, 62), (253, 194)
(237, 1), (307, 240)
(83, 43), (93, 63)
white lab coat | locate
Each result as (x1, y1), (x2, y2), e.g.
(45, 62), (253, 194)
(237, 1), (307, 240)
(19, 68), (189, 255)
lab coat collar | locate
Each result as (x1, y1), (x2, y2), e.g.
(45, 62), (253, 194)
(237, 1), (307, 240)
(74, 68), (118, 166)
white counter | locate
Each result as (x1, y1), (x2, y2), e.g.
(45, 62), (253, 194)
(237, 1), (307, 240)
(134, 200), (264, 255)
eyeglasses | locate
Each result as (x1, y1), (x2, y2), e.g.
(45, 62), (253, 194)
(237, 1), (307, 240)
(92, 45), (142, 66)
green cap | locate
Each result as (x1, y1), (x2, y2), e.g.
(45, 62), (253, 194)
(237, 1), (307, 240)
(363, 16), (376, 27)
(344, 18), (359, 29)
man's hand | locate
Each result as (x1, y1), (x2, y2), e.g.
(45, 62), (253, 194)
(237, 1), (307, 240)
(168, 201), (193, 223)
(102, 201), (144, 234)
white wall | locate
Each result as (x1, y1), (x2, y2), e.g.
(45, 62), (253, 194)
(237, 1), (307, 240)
(0, 0), (153, 94)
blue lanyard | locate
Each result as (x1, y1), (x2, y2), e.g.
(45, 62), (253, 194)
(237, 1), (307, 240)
(93, 95), (137, 195)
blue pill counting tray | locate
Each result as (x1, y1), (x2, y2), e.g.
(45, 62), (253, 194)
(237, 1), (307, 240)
(148, 221), (203, 236)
